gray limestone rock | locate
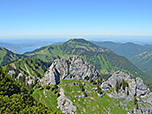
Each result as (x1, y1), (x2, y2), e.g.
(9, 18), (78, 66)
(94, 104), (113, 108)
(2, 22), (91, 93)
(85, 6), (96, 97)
(97, 93), (103, 97)
(57, 88), (76, 114)
(136, 77), (150, 96)
(106, 71), (131, 88)
(101, 71), (152, 113)
(16, 73), (25, 82)
(26, 75), (37, 86)
(101, 71), (150, 98)
(41, 56), (100, 85)
(101, 82), (112, 91)
(8, 70), (37, 86)
(8, 70), (16, 78)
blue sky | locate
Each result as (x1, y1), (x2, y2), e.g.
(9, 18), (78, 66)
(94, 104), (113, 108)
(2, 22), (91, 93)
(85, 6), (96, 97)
(0, 0), (152, 40)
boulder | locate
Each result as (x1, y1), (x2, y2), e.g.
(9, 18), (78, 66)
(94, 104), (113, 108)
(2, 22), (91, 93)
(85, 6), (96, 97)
(101, 82), (112, 91)
(97, 93), (103, 97)
(136, 77), (150, 96)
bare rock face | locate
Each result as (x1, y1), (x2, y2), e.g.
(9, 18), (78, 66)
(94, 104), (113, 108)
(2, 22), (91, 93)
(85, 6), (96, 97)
(105, 71), (131, 88)
(8, 70), (37, 86)
(57, 88), (76, 114)
(41, 56), (100, 85)
(102, 71), (152, 113)
(42, 64), (60, 85)
(8, 70), (16, 78)
(16, 73), (25, 82)
(25, 75), (37, 86)
(101, 71), (150, 98)
(136, 77), (149, 96)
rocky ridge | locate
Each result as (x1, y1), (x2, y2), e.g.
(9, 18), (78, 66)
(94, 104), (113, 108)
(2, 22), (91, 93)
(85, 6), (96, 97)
(41, 56), (100, 85)
(102, 71), (150, 97)
(7, 55), (152, 114)
(101, 71), (152, 114)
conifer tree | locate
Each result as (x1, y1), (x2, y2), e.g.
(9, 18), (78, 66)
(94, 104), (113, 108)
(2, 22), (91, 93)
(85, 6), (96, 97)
(127, 90), (129, 95)
(133, 96), (137, 105)
(122, 79), (126, 90)
(89, 75), (92, 83)
(136, 103), (139, 109)
(79, 81), (84, 91)
(97, 84), (102, 94)
(115, 80), (119, 93)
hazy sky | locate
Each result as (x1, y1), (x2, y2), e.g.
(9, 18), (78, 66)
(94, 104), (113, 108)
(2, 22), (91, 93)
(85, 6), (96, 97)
(0, 0), (152, 40)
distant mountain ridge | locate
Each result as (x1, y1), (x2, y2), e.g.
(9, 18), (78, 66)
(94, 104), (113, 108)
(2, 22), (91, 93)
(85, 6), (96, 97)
(92, 41), (152, 59)
(25, 39), (146, 80)
(92, 41), (152, 78)
(0, 42), (22, 52)
(131, 50), (152, 76)
(0, 47), (24, 66)
(0, 40), (64, 54)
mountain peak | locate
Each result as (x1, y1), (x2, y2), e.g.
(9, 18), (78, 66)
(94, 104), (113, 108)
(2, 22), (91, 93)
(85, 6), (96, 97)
(68, 38), (89, 43)
(64, 38), (99, 48)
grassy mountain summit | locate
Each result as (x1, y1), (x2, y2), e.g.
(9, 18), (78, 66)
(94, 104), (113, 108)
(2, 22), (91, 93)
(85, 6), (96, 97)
(25, 39), (145, 80)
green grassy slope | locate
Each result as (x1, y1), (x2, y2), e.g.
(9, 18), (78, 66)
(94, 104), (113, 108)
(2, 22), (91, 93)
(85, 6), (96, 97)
(3, 58), (51, 78)
(0, 47), (24, 66)
(131, 50), (152, 77)
(92, 41), (152, 89)
(25, 39), (145, 79)
(32, 87), (61, 113)
(32, 79), (135, 114)
(92, 41), (151, 59)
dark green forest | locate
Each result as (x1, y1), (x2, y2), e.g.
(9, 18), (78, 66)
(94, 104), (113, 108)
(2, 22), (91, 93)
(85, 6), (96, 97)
(0, 67), (59, 114)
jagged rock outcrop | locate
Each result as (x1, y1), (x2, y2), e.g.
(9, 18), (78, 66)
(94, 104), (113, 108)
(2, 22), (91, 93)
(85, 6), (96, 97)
(104, 71), (131, 88)
(26, 75), (37, 86)
(8, 70), (16, 78)
(101, 71), (150, 98)
(16, 73), (25, 82)
(57, 88), (76, 114)
(8, 70), (37, 86)
(41, 56), (100, 85)
(102, 71), (152, 114)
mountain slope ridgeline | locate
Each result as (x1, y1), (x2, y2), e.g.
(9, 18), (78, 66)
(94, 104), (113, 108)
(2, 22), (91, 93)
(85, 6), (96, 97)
(25, 39), (146, 80)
